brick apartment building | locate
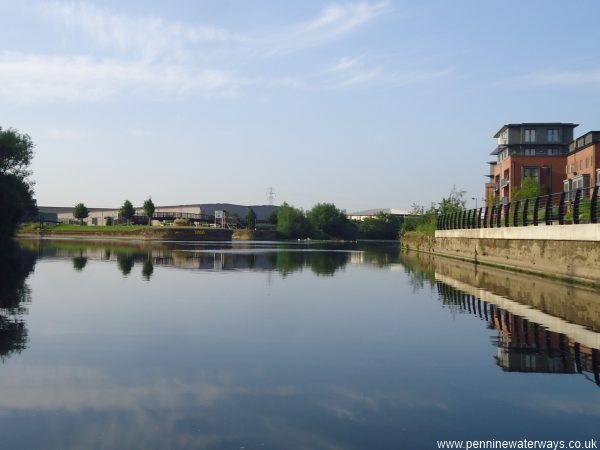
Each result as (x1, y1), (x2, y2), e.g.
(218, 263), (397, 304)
(564, 131), (600, 199)
(485, 122), (577, 206)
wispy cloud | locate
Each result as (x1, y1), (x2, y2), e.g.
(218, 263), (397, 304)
(0, 52), (242, 102)
(328, 56), (363, 73)
(3, 1), (446, 102)
(512, 69), (600, 87)
(40, 2), (244, 61)
(262, 1), (391, 56)
(303, 1), (390, 37)
(322, 56), (451, 88)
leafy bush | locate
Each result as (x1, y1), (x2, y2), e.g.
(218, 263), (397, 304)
(173, 218), (190, 227)
(357, 213), (400, 239)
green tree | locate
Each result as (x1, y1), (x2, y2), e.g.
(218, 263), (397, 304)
(143, 197), (155, 225)
(307, 203), (357, 240)
(0, 127), (37, 240)
(357, 213), (401, 240)
(246, 208), (257, 229)
(512, 177), (541, 201)
(73, 203), (89, 225)
(268, 210), (278, 225)
(276, 202), (311, 239)
(120, 200), (135, 224)
(437, 185), (466, 215)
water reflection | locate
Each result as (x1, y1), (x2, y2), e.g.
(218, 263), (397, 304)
(402, 251), (600, 388)
(0, 240), (598, 448)
(0, 242), (36, 361)
(72, 255), (87, 271)
(437, 282), (600, 386)
(19, 239), (402, 278)
(142, 259), (154, 281)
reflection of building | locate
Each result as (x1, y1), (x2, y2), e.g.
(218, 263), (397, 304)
(563, 131), (600, 197)
(492, 309), (599, 376)
(486, 123), (577, 205)
(436, 282), (600, 386)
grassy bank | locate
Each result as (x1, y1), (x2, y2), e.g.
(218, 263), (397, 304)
(18, 223), (233, 241)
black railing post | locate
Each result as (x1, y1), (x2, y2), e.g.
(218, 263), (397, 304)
(591, 186), (599, 224)
(477, 208), (482, 228)
(437, 215), (442, 230)
(533, 196), (540, 226)
(489, 205), (495, 228)
(461, 210), (466, 229)
(496, 204), (502, 228)
(522, 199), (529, 227)
(545, 194), (552, 225)
(558, 192), (566, 225)
(504, 203), (510, 227)
(573, 189), (581, 225)
(513, 201), (520, 227)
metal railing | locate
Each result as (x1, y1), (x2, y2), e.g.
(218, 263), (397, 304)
(437, 186), (600, 230)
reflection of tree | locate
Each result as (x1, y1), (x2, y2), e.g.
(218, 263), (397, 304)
(398, 253), (437, 292)
(272, 250), (350, 277)
(142, 259), (154, 281)
(117, 255), (135, 276)
(72, 256), (88, 271)
(0, 242), (37, 361)
(356, 242), (401, 268)
(306, 252), (349, 276)
(273, 251), (305, 277)
(0, 242), (36, 312)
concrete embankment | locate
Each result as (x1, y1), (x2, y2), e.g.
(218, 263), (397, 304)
(231, 229), (277, 240)
(19, 228), (233, 241)
(402, 225), (600, 286)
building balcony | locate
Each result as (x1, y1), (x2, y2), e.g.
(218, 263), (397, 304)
(501, 178), (509, 188)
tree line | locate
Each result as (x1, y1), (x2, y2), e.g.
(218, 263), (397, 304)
(271, 202), (401, 240)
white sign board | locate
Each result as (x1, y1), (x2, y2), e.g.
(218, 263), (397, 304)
(215, 210), (223, 219)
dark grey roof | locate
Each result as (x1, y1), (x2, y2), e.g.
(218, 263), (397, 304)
(493, 122), (578, 138)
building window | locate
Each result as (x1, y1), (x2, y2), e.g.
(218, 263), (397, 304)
(597, 169), (600, 187)
(535, 149), (547, 156)
(564, 180), (571, 202)
(547, 129), (559, 143)
(524, 148), (535, 156)
(523, 167), (540, 183)
(525, 129), (536, 143)
(572, 175), (591, 193)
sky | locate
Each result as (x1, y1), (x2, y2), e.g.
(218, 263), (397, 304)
(2, 0), (600, 211)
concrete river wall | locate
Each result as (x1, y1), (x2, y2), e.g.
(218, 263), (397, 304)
(402, 224), (600, 285)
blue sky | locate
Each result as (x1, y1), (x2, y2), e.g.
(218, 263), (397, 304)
(2, 0), (600, 211)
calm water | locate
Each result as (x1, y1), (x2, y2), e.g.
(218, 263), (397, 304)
(0, 238), (599, 449)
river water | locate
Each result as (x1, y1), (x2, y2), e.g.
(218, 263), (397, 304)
(0, 239), (598, 449)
